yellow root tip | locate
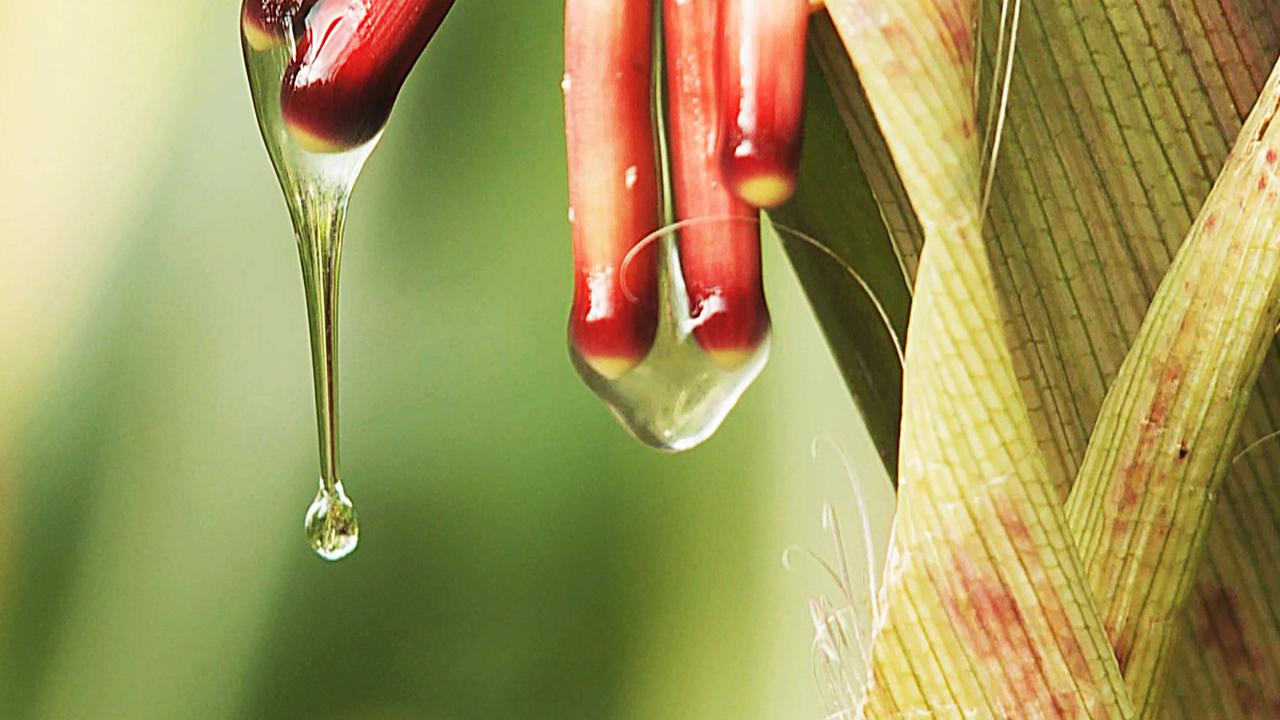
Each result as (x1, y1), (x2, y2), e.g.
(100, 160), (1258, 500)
(706, 348), (757, 371)
(241, 19), (282, 53)
(582, 354), (641, 380)
(736, 175), (795, 209)
(285, 121), (350, 155)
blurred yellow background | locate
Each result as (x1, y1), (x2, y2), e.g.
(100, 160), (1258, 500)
(0, 2), (893, 718)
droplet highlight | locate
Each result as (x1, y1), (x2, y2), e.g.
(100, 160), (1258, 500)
(305, 480), (360, 561)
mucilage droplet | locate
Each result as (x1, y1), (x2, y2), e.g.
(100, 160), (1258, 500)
(305, 480), (360, 561)
(241, 0), (455, 560)
(242, 0), (373, 561)
(562, 0), (771, 451)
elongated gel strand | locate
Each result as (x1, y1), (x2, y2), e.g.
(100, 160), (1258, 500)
(664, 0), (769, 369)
(242, 0), (454, 559)
(243, 0), (365, 560)
(564, 0), (661, 380)
(281, 0), (457, 153)
(717, 0), (808, 209)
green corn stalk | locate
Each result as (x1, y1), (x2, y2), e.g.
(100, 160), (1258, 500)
(779, 0), (1280, 717)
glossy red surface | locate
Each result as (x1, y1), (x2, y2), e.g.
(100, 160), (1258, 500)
(241, 0), (315, 50)
(717, 0), (808, 209)
(664, 0), (769, 360)
(564, 0), (661, 374)
(280, 0), (457, 151)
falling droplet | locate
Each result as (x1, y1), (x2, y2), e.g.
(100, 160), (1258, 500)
(305, 479), (360, 561)
(242, 2), (378, 560)
(570, 228), (769, 452)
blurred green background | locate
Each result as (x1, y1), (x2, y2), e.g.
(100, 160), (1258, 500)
(0, 2), (893, 718)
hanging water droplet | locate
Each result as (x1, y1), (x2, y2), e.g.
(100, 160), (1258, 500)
(305, 480), (360, 561)
(570, 229), (769, 452)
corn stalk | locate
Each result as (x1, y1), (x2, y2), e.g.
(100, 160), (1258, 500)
(778, 0), (1280, 717)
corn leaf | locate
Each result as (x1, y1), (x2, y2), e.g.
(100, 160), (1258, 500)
(809, 1), (1136, 716)
(1065, 60), (1280, 716)
(784, 0), (1280, 716)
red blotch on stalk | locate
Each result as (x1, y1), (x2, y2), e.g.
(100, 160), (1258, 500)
(936, 0), (975, 67)
(241, 0), (315, 51)
(280, 0), (457, 153)
(563, 0), (661, 379)
(1199, 588), (1253, 671)
(943, 550), (1071, 716)
(1193, 586), (1280, 713)
(1107, 623), (1132, 673)
(717, 0), (809, 209)
(666, 0), (769, 368)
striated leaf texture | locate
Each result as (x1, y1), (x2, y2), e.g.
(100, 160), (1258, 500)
(788, 1), (1280, 716)
(1065, 61), (1280, 718)
(818, 1), (1135, 717)
(974, 2), (1280, 717)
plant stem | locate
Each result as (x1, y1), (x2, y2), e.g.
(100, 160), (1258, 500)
(1066, 60), (1280, 719)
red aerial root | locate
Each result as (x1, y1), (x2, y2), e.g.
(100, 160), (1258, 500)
(666, 0), (769, 368)
(280, 0), (457, 153)
(241, 0), (315, 52)
(563, 0), (661, 379)
(716, 0), (809, 209)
